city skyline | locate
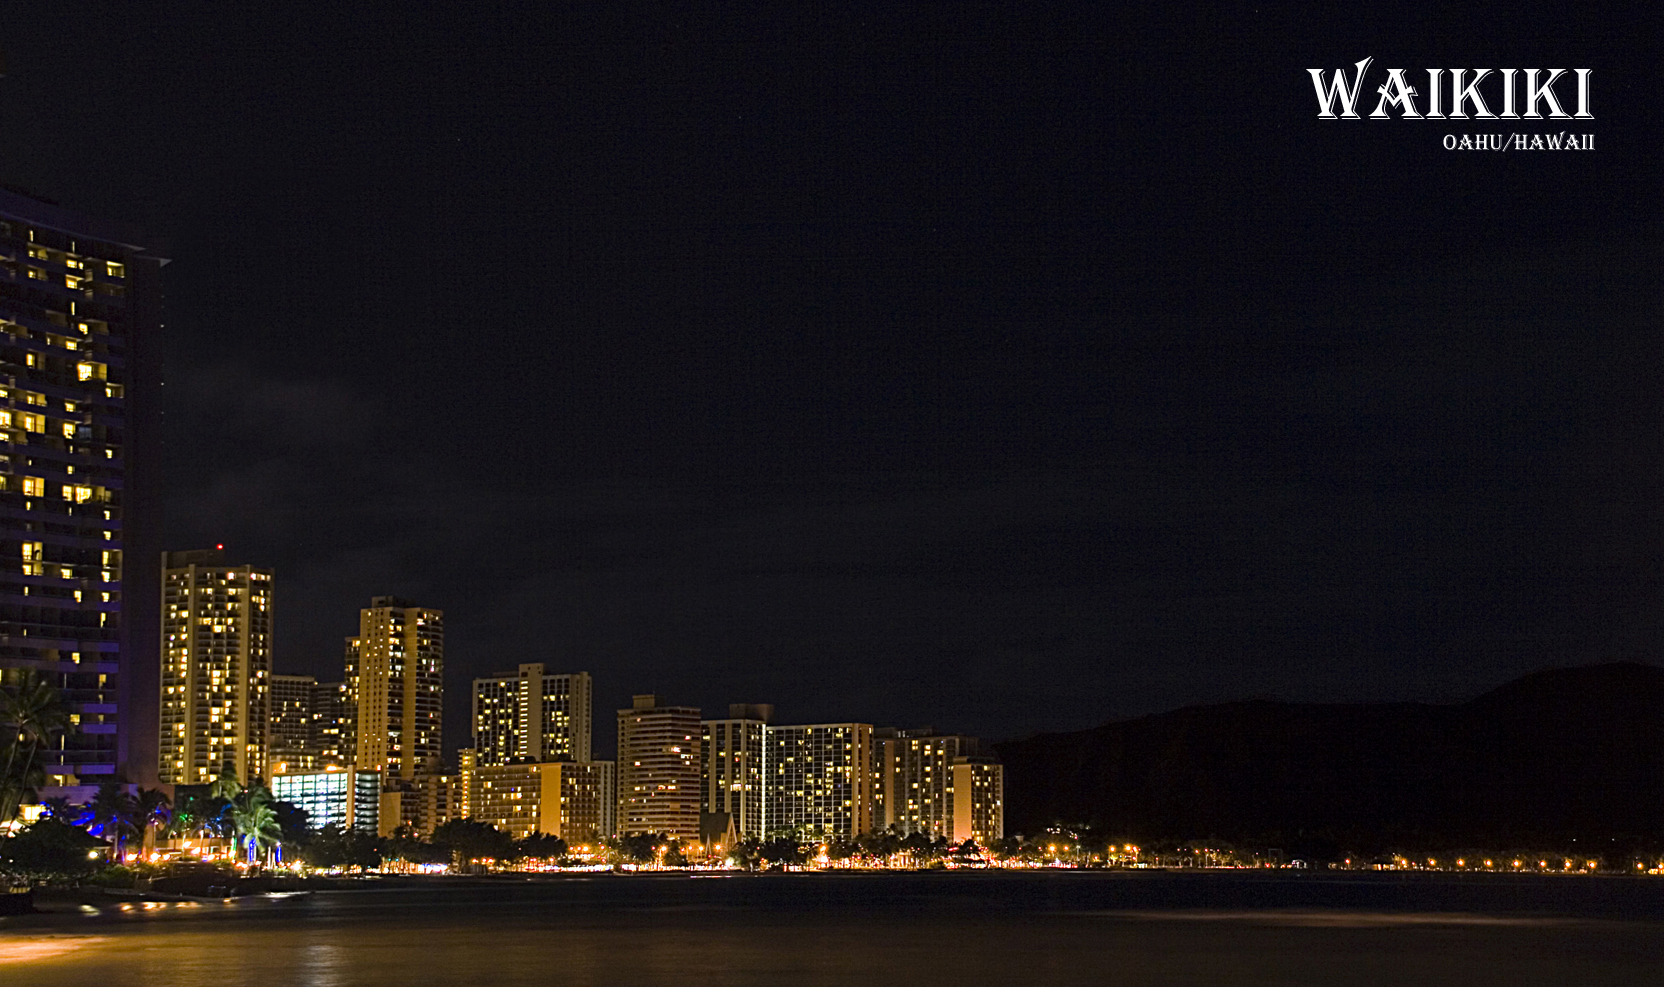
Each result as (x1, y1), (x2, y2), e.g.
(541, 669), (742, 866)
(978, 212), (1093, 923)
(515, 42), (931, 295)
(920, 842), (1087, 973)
(0, 6), (1652, 775)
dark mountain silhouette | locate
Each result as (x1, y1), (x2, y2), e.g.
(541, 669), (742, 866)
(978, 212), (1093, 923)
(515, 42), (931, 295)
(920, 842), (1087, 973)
(993, 662), (1664, 849)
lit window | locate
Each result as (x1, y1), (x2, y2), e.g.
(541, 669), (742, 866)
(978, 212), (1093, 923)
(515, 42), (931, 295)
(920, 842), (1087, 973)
(62, 423), (76, 439)
(21, 476), (44, 497)
(77, 362), (107, 382)
(105, 262), (125, 278)
(27, 267), (45, 281)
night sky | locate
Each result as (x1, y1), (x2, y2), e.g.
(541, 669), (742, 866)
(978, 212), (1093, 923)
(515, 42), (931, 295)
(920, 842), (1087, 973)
(1, 5), (1656, 759)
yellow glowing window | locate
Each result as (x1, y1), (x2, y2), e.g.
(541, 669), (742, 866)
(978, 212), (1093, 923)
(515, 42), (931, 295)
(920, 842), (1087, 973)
(21, 477), (44, 497)
(19, 413), (43, 433)
(106, 262), (125, 278)
(24, 392), (44, 407)
(0, 411), (10, 430)
(21, 542), (41, 560)
(68, 485), (94, 504)
(62, 423), (76, 439)
(27, 246), (46, 260)
(77, 362), (107, 381)
(27, 267), (45, 281)
(65, 275), (82, 289)
(66, 258), (84, 271)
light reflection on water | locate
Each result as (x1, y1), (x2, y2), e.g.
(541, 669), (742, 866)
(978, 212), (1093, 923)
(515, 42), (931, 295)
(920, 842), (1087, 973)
(6, 873), (1664, 986)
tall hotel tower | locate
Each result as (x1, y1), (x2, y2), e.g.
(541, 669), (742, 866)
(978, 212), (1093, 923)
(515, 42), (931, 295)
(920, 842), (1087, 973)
(158, 550), (273, 785)
(0, 189), (162, 794)
(701, 703), (771, 840)
(616, 695), (700, 840)
(345, 597), (443, 781)
(471, 665), (592, 765)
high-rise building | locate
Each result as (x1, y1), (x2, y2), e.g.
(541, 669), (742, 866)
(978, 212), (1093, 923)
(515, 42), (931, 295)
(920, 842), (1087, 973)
(468, 760), (605, 841)
(455, 747), (477, 820)
(701, 703), (771, 840)
(872, 728), (976, 838)
(311, 679), (349, 768)
(344, 597), (442, 781)
(270, 673), (317, 773)
(872, 728), (1003, 844)
(594, 759), (616, 838)
(0, 189), (163, 793)
(764, 722), (874, 838)
(157, 550), (274, 785)
(471, 665), (591, 765)
(616, 695), (700, 840)
(949, 756), (1004, 845)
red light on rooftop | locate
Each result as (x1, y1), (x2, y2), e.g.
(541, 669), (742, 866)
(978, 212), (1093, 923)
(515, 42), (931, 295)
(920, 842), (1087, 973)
(215, 543), (224, 550)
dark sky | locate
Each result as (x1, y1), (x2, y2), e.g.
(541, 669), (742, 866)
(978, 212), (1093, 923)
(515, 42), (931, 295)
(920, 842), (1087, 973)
(2, 4), (1658, 759)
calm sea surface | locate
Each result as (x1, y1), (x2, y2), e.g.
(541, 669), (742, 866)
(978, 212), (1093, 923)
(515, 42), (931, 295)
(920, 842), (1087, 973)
(6, 871), (1664, 986)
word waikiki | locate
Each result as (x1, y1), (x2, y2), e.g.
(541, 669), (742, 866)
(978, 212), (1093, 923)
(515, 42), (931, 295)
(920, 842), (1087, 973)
(1308, 59), (1593, 120)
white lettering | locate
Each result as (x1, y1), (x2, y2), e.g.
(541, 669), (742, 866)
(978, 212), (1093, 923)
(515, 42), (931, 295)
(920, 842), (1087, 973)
(1522, 69), (1570, 119)
(1449, 70), (1494, 119)
(1370, 69), (1423, 119)
(1308, 58), (1374, 119)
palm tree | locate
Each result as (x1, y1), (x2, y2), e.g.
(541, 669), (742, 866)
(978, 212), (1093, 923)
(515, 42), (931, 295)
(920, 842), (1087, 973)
(0, 670), (69, 822)
(80, 783), (141, 861)
(209, 764), (245, 801)
(135, 787), (172, 856)
(229, 788), (282, 865)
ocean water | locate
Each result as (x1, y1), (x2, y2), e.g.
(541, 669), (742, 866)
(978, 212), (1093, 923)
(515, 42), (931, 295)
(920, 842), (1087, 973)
(5, 871), (1664, 986)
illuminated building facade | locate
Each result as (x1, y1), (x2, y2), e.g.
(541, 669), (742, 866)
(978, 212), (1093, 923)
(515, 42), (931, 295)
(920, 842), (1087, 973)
(872, 729), (976, 838)
(594, 759), (615, 837)
(764, 722), (873, 838)
(455, 747), (476, 819)
(270, 673), (316, 773)
(0, 189), (163, 792)
(157, 550), (273, 785)
(311, 679), (349, 768)
(345, 597), (442, 781)
(270, 767), (380, 834)
(701, 703), (771, 840)
(381, 770), (462, 837)
(468, 760), (604, 841)
(471, 665), (592, 765)
(872, 728), (1003, 843)
(950, 757), (1004, 844)
(616, 695), (700, 840)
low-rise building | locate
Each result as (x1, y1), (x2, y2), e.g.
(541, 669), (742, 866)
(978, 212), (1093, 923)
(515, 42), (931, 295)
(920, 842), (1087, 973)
(270, 766), (380, 834)
(467, 761), (605, 841)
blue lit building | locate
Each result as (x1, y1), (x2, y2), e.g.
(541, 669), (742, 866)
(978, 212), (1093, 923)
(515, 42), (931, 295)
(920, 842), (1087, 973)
(0, 187), (164, 794)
